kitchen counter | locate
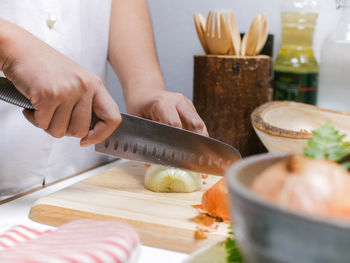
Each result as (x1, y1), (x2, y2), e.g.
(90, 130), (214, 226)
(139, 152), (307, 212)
(0, 159), (188, 263)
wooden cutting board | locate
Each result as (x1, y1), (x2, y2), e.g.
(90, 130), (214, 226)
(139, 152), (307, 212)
(29, 161), (229, 253)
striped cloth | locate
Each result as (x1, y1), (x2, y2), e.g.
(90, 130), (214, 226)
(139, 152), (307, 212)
(0, 224), (52, 251)
(0, 220), (140, 263)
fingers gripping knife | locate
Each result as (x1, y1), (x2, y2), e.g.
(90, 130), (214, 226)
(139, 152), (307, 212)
(0, 77), (241, 175)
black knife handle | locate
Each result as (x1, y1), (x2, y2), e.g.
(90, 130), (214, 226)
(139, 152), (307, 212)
(0, 77), (99, 128)
(0, 77), (34, 110)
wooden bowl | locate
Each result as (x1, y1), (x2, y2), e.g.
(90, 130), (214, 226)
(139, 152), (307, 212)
(226, 153), (350, 263)
(251, 101), (350, 153)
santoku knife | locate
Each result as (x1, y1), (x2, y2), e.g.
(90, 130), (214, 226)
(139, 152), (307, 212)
(0, 77), (241, 175)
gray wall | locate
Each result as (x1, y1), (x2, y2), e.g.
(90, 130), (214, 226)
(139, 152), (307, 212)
(108, 0), (339, 113)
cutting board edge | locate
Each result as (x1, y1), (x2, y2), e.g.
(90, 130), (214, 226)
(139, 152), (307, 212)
(29, 203), (229, 254)
(30, 195), (210, 231)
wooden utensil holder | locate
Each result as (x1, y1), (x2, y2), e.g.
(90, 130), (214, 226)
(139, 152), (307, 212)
(193, 55), (270, 157)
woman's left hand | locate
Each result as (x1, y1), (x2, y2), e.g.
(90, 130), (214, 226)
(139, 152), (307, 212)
(125, 89), (209, 137)
(107, 0), (207, 137)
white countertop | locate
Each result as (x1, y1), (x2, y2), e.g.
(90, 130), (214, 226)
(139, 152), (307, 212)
(0, 160), (188, 263)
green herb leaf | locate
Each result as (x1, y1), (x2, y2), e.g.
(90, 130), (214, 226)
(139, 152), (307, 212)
(226, 224), (244, 263)
(341, 161), (350, 170)
(304, 121), (350, 162)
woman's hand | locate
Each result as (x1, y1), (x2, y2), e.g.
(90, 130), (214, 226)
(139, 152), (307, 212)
(125, 88), (209, 137)
(109, 0), (209, 136)
(0, 19), (121, 147)
(108, 0), (208, 137)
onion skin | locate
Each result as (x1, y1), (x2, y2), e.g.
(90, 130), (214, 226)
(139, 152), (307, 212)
(199, 178), (231, 221)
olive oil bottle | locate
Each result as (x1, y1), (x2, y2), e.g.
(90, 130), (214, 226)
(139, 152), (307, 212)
(273, 4), (319, 105)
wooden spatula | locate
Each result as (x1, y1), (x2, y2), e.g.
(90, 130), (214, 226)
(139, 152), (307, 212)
(193, 13), (210, 54)
(226, 10), (241, 56)
(197, 13), (207, 32)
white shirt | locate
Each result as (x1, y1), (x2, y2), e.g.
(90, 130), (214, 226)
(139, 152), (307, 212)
(0, 0), (113, 199)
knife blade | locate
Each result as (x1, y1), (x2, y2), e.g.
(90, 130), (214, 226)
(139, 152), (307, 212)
(95, 113), (241, 175)
(0, 77), (241, 175)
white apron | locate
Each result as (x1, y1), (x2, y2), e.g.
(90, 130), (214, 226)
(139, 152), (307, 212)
(0, 0), (113, 199)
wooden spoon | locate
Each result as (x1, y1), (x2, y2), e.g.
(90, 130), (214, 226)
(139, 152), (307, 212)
(193, 13), (210, 54)
(241, 14), (263, 56)
(226, 10), (241, 56)
(255, 13), (269, 55)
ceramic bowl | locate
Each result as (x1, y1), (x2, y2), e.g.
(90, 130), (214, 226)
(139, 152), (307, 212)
(251, 101), (350, 153)
(226, 153), (350, 263)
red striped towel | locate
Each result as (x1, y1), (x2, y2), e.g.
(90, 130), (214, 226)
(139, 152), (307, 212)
(0, 220), (140, 263)
(0, 224), (52, 251)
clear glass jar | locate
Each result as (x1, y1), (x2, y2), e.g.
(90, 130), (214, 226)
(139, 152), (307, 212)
(317, 0), (350, 111)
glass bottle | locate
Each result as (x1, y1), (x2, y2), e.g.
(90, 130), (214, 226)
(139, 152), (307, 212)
(273, 0), (319, 105)
(317, 0), (350, 111)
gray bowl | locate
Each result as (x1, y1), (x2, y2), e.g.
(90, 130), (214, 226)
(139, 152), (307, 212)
(226, 153), (350, 263)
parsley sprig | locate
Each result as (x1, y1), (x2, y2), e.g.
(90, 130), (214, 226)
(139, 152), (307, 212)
(225, 224), (243, 263)
(304, 121), (350, 169)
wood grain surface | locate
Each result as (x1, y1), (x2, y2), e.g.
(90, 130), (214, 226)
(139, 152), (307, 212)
(29, 161), (229, 253)
(193, 55), (270, 157)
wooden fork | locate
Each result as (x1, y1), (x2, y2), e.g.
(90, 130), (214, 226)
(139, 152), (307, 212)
(205, 11), (231, 55)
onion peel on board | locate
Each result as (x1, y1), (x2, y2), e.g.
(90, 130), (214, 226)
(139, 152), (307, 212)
(194, 178), (231, 222)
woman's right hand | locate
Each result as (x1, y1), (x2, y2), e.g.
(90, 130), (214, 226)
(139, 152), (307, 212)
(0, 19), (121, 147)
